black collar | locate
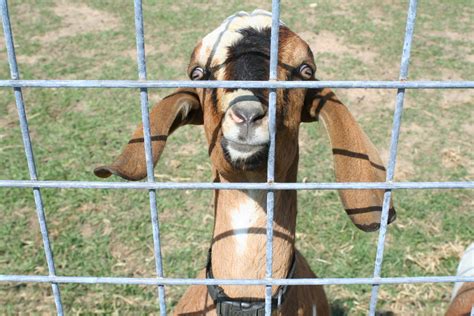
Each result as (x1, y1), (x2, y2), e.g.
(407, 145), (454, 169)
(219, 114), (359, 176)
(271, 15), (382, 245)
(206, 249), (297, 315)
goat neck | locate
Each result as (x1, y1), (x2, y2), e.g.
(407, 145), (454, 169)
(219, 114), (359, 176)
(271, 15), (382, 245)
(210, 157), (298, 299)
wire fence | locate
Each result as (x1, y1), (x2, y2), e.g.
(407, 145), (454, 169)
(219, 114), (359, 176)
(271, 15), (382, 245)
(0, 0), (473, 315)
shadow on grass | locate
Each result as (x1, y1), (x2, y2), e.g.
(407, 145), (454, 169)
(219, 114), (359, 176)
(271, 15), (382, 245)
(331, 300), (395, 316)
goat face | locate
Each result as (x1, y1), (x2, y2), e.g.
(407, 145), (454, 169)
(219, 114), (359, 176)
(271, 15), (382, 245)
(188, 11), (315, 177)
(94, 10), (396, 231)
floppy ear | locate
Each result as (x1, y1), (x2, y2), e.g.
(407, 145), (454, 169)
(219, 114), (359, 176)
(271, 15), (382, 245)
(94, 88), (203, 181)
(302, 88), (396, 232)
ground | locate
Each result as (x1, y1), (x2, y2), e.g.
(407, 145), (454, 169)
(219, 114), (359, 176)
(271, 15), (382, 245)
(0, 0), (472, 314)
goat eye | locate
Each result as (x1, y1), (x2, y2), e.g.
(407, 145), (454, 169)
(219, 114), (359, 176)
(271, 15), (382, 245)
(191, 67), (205, 80)
(299, 64), (313, 80)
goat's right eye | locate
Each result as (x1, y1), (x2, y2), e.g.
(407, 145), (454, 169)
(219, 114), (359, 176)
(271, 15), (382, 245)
(191, 67), (205, 80)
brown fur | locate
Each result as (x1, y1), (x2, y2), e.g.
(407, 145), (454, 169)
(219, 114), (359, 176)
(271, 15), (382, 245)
(95, 17), (395, 315)
(174, 251), (329, 315)
(446, 282), (474, 316)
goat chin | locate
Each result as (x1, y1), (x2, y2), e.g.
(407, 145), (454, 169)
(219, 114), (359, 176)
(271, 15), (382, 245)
(221, 137), (269, 171)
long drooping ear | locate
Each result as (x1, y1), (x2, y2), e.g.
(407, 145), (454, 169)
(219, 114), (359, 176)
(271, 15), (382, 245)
(302, 88), (396, 232)
(94, 88), (203, 181)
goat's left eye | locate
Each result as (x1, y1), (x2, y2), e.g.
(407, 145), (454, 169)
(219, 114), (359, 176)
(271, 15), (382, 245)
(191, 67), (205, 80)
(298, 64), (314, 80)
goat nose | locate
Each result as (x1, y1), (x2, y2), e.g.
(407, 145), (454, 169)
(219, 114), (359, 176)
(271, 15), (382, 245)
(230, 104), (265, 125)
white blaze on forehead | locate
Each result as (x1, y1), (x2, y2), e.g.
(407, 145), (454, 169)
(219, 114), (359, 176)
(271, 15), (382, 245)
(198, 10), (285, 68)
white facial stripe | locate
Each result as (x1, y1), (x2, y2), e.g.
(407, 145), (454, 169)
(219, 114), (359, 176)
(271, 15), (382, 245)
(198, 10), (284, 68)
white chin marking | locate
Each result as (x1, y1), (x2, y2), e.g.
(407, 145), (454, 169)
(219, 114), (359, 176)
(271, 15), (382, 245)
(226, 143), (259, 161)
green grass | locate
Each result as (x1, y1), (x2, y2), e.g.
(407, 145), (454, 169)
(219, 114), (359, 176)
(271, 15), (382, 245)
(0, 0), (473, 314)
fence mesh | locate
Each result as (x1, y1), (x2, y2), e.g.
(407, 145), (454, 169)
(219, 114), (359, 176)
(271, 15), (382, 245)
(1, 0), (473, 315)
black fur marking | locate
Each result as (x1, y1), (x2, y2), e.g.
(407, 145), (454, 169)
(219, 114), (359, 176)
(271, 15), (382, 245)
(225, 27), (272, 100)
(210, 89), (219, 114)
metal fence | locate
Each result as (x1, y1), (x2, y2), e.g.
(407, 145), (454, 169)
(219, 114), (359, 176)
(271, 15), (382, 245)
(0, 0), (473, 315)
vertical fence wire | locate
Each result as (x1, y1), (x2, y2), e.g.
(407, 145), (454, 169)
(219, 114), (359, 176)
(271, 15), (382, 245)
(264, 1), (281, 314)
(133, 0), (167, 314)
(0, 0), (64, 315)
(368, 0), (418, 314)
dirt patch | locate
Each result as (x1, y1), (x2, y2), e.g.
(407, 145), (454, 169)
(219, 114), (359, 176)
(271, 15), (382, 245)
(379, 240), (468, 314)
(461, 122), (473, 135)
(299, 30), (398, 115)
(380, 283), (451, 315)
(109, 237), (152, 276)
(397, 215), (443, 237)
(0, 101), (18, 129)
(16, 55), (44, 65)
(120, 44), (168, 60)
(442, 148), (473, 175)
(405, 241), (467, 273)
(299, 30), (378, 66)
(379, 148), (416, 181)
(0, 284), (56, 314)
(34, 1), (119, 44)
(336, 88), (395, 116)
(440, 89), (474, 108)
(430, 31), (470, 42)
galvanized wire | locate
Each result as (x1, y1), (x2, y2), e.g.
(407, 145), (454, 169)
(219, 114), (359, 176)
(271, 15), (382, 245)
(0, 180), (472, 190)
(0, 79), (472, 89)
(0, 274), (473, 286)
(369, 0), (418, 314)
(0, 0), (64, 314)
(264, 1), (280, 314)
(133, 0), (167, 314)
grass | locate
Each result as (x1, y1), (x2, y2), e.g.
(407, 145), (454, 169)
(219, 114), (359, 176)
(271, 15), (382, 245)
(0, 0), (472, 314)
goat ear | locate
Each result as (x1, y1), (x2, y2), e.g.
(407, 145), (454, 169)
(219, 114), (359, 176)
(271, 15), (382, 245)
(302, 87), (396, 232)
(94, 88), (202, 181)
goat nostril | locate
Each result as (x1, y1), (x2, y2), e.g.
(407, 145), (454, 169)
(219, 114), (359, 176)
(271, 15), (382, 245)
(250, 112), (265, 123)
(229, 110), (245, 124)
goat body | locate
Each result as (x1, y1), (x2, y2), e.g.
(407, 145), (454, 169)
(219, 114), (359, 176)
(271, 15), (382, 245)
(95, 10), (396, 315)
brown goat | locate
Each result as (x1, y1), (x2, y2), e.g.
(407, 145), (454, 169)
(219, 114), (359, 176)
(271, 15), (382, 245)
(95, 10), (396, 315)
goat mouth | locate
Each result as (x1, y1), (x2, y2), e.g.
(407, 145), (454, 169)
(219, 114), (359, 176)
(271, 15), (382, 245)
(221, 138), (269, 171)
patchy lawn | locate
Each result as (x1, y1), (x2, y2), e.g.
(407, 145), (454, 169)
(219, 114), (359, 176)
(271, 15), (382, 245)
(0, 0), (472, 314)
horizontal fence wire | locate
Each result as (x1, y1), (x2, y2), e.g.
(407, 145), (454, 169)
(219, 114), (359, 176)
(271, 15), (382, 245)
(1, 274), (473, 286)
(0, 180), (473, 190)
(0, 79), (472, 89)
(0, 0), (473, 314)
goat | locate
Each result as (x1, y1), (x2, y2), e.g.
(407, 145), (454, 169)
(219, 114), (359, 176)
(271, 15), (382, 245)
(94, 10), (396, 315)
